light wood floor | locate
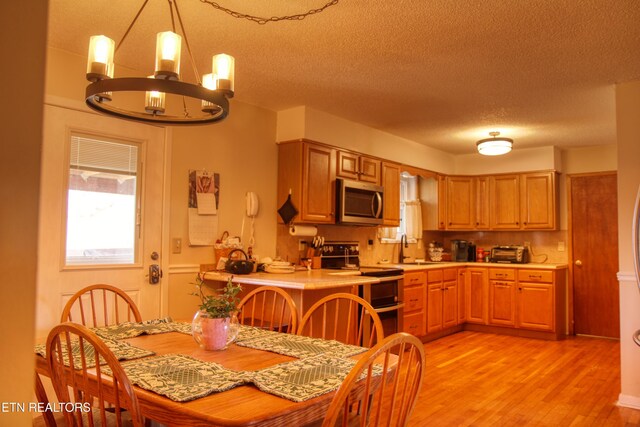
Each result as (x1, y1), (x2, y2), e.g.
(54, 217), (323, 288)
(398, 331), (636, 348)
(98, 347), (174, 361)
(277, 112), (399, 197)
(409, 331), (640, 426)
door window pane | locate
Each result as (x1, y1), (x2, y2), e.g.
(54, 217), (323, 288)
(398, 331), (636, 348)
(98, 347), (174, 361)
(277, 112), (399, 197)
(65, 134), (140, 265)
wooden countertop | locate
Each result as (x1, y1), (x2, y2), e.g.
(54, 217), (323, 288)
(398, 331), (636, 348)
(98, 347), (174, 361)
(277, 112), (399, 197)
(202, 262), (567, 290)
(202, 269), (379, 290)
(363, 262), (569, 271)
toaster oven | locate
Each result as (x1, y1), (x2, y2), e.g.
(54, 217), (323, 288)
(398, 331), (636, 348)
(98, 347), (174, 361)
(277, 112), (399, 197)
(490, 246), (529, 264)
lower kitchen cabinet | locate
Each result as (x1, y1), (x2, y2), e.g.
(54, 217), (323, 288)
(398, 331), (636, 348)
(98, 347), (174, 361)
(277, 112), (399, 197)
(402, 265), (565, 341)
(489, 268), (516, 327)
(517, 270), (555, 331)
(489, 268), (558, 333)
(427, 268), (458, 333)
(465, 267), (488, 324)
(403, 271), (426, 337)
(457, 268), (466, 323)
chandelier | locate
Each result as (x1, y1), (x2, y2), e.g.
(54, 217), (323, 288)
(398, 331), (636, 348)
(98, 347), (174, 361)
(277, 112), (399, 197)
(85, 0), (235, 125)
(476, 131), (513, 156)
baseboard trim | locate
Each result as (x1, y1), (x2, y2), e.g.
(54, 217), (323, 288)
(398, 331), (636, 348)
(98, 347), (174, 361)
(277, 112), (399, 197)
(618, 393), (640, 410)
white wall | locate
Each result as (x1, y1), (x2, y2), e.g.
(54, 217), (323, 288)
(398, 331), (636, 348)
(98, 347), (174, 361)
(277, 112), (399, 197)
(0, 1), (47, 425)
(277, 106), (456, 173)
(454, 146), (562, 175)
(41, 46), (279, 324)
(615, 80), (640, 409)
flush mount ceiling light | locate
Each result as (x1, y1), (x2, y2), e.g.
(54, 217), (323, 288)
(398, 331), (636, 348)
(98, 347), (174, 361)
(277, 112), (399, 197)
(85, 0), (235, 125)
(476, 131), (513, 156)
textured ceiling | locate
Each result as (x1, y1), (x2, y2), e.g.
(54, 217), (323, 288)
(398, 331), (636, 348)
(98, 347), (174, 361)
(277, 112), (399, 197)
(47, 0), (640, 154)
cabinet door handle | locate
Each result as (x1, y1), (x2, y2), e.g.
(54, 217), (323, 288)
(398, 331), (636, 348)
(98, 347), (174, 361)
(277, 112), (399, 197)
(529, 275), (542, 280)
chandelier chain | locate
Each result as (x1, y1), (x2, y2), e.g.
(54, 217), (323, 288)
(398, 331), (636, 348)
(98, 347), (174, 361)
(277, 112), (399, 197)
(199, 0), (339, 25)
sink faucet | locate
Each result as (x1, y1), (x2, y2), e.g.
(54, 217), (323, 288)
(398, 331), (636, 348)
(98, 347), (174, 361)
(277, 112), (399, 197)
(399, 234), (409, 263)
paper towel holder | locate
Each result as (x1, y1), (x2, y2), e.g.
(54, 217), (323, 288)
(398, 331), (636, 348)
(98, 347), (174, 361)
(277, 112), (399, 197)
(289, 224), (318, 237)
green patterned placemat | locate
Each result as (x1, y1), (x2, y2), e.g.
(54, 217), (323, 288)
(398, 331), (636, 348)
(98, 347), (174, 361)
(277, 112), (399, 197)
(92, 317), (192, 340)
(110, 354), (249, 402)
(34, 338), (154, 369)
(235, 325), (281, 343)
(251, 354), (382, 403)
(236, 332), (368, 359)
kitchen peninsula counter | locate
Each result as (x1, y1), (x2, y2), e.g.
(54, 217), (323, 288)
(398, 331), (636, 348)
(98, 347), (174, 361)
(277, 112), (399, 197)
(201, 269), (379, 290)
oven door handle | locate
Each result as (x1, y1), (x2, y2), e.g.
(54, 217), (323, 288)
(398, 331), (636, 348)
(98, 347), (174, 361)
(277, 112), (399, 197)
(373, 303), (404, 314)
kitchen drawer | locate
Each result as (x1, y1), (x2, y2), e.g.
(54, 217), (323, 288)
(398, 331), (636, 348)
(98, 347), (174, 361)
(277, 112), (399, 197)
(518, 269), (553, 283)
(403, 312), (425, 336)
(427, 269), (443, 283)
(443, 268), (457, 282)
(405, 271), (427, 287)
(404, 286), (425, 313)
(489, 268), (515, 281)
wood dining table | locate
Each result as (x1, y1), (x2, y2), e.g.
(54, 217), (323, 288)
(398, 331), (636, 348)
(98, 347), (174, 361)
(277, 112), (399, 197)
(35, 328), (357, 427)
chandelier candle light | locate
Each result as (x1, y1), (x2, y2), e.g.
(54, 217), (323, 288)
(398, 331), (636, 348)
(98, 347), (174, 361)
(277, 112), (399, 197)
(85, 0), (234, 125)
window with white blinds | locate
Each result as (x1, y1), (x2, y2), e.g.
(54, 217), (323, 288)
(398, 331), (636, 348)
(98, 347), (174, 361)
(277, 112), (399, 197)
(65, 133), (141, 266)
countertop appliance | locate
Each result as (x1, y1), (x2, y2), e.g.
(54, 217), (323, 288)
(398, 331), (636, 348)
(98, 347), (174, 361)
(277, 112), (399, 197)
(335, 179), (384, 226)
(321, 241), (404, 338)
(490, 245), (529, 264)
(451, 240), (469, 262)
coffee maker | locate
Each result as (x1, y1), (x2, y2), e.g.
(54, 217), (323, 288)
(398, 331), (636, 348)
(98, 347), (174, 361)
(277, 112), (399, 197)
(451, 240), (469, 262)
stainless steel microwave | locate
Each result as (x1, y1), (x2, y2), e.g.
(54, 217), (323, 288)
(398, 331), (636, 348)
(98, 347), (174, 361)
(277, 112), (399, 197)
(336, 178), (384, 225)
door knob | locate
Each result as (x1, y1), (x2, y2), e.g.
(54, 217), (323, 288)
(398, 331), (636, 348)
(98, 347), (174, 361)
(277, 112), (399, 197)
(575, 260), (583, 266)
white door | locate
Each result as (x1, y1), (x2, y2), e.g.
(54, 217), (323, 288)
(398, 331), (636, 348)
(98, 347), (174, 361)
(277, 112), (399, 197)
(35, 104), (167, 339)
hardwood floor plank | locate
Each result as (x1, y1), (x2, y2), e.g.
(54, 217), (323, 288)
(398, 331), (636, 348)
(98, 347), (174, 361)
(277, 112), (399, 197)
(409, 331), (640, 426)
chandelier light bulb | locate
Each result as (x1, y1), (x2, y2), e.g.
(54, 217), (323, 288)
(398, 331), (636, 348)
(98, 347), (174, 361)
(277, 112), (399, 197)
(145, 76), (166, 114)
(212, 54), (235, 93)
(155, 31), (182, 79)
(86, 35), (115, 81)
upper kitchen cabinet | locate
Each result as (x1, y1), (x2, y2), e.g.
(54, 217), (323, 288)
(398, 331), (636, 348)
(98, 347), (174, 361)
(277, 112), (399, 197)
(278, 140), (336, 224)
(490, 174), (521, 230)
(520, 171), (557, 230)
(445, 176), (490, 230)
(490, 171), (557, 230)
(445, 176), (475, 229)
(382, 161), (401, 226)
(336, 150), (381, 184)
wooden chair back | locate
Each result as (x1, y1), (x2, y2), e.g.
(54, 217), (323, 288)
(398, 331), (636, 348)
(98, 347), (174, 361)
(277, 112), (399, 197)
(322, 332), (425, 427)
(61, 284), (142, 327)
(46, 322), (144, 427)
(297, 293), (384, 347)
(237, 286), (299, 333)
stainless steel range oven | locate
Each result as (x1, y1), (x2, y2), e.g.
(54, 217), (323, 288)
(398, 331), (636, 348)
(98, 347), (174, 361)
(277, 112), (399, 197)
(320, 242), (404, 338)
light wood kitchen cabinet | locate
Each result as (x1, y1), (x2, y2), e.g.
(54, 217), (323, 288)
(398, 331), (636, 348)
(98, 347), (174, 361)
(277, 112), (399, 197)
(381, 161), (401, 226)
(520, 171), (557, 230)
(403, 271), (426, 337)
(442, 269), (458, 329)
(277, 140), (336, 224)
(445, 176), (475, 229)
(490, 174), (521, 229)
(336, 150), (381, 184)
(475, 176), (490, 229)
(488, 268), (516, 327)
(427, 268), (458, 333)
(517, 269), (555, 331)
(442, 176), (489, 230)
(465, 267), (488, 324)
(437, 175), (447, 230)
(457, 268), (466, 323)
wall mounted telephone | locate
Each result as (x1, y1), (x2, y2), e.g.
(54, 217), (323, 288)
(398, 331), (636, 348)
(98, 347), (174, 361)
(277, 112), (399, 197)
(246, 192), (259, 217)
